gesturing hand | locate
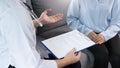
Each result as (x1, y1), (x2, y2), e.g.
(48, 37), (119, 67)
(40, 8), (63, 24)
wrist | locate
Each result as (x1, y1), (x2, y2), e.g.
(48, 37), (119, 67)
(33, 18), (43, 27)
(55, 58), (71, 68)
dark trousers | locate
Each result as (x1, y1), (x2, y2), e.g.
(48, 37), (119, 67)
(88, 34), (120, 68)
(8, 65), (16, 68)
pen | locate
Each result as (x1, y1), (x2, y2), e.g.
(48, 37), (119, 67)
(21, 2), (43, 27)
(29, 10), (43, 27)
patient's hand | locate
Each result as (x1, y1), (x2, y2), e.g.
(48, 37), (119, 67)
(88, 32), (98, 43)
(88, 32), (105, 44)
(40, 8), (63, 24)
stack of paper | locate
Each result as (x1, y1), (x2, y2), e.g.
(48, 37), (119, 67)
(41, 30), (95, 58)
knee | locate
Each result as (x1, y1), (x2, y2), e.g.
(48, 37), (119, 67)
(80, 50), (94, 68)
(93, 52), (109, 68)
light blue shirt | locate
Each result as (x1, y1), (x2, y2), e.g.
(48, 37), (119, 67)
(67, 0), (120, 41)
(0, 0), (57, 68)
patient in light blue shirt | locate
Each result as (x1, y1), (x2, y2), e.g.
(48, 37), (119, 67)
(67, 0), (120, 68)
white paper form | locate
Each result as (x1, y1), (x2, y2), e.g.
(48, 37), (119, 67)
(41, 30), (96, 58)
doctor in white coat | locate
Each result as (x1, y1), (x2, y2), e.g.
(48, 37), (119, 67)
(0, 0), (81, 68)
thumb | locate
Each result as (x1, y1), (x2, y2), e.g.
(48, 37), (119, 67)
(71, 48), (76, 53)
(76, 52), (81, 58)
(44, 8), (52, 15)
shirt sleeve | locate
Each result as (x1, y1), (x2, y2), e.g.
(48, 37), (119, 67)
(38, 60), (57, 68)
(67, 0), (93, 36)
(100, 0), (120, 41)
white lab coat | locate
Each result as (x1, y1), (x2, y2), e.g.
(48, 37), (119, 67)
(0, 0), (57, 68)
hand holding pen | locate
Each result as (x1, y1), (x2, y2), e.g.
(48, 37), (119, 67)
(21, 1), (63, 27)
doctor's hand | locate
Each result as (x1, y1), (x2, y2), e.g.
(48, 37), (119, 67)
(40, 8), (63, 24)
(55, 48), (81, 68)
(64, 48), (81, 64)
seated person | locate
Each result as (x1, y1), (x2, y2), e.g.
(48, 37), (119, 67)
(30, 0), (94, 68)
(0, 0), (81, 68)
(67, 0), (120, 68)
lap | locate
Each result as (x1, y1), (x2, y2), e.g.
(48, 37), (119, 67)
(105, 34), (120, 56)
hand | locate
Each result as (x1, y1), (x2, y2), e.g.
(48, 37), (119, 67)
(64, 48), (81, 64)
(96, 34), (105, 44)
(88, 32), (98, 43)
(55, 48), (81, 68)
(40, 8), (63, 24)
(88, 32), (105, 44)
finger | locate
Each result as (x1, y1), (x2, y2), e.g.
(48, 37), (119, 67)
(76, 52), (81, 59)
(44, 8), (52, 15)
(95, 36), (101, 43)
(97, 41), (102, 44)
(55, 14), (64, 18)
(54, 14), (63, 20)
(92, 34), (98, 39)
(96, 36), (104, 44)
(89, 33), (97, 40)
(72, 48), (76, 53)
(49, 16), (58, 23)
(91, 37), (98, 43)
(94, 35), (103, 43)
(96, 41), (101, 44)
(66, 48), (76, 56)
(97, 39), (104, 44)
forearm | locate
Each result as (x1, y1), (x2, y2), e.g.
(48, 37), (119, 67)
(100, 25), (120, 41)
(55, 59), (71, 68)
